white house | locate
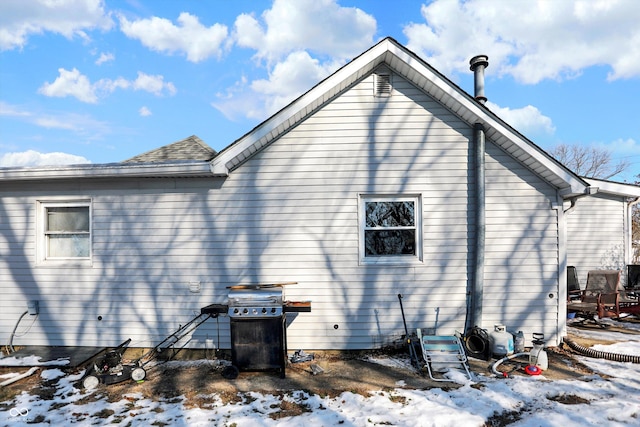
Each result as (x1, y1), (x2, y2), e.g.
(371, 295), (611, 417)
(2, 37), (628, 352)
(566, 178), (640, 287)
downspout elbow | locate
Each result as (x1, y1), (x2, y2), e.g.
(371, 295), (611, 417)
(564, 186), (598, 215)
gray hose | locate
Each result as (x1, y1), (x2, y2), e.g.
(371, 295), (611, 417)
(6, 310), (29, 354)
(564, 338), (640, 364)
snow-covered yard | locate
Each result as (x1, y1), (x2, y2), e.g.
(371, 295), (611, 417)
(1, 320), (640, 426)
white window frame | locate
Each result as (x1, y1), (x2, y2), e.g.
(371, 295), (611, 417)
(36, 199), (92, 266)
(359, 194), (423, 265)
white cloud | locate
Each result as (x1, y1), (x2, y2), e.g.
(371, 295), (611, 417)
(39, 68), (176, 103)
(0, 0), (113, 51)
(38, 67), (98, 103)
(119, 12), (228, 62)
(95, 52), (114, 65)
(213, 51), (341, 121)
(217, 0), (376, 121)
(404, 0), (640, 83)
(0, 150), (91, 167)
(34, 116), (81, 130)
(139, 106), (151, 117)
(132, 72), (177, 96)
(485, 101), (556, 138)
(0, 101), (32, 117)
(251, 51), (341, 117)
(0, 101), (111, 138)
(233, 0), (376, 62)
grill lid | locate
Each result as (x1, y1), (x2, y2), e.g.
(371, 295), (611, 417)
(228, 287), (283, 306)
(227, 285), (285, 318)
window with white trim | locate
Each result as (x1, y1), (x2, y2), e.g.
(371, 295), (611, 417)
(37, 200), (91, 263)
(359, 195), (422, 264)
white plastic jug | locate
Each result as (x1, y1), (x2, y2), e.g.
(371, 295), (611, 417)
(529, 333), (548, 370)
(490, 324), (514, 357)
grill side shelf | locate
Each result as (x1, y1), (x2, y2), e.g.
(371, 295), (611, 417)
(283, 301), (311, 313)
(200, 304), (228, 315)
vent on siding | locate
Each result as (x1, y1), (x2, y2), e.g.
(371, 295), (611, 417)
(374, 72), (392, 97)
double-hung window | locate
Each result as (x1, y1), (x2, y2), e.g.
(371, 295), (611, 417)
(359, 195), (422, 264)
(37, 200), (91, 264)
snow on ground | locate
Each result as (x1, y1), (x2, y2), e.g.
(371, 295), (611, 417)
(2, 324), (640, 426)
(0, 355), (70, 367)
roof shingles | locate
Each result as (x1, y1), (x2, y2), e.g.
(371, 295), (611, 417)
(123, 135), (216, 163)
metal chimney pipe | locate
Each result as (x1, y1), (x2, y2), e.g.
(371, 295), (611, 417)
(469, 55), (489, 104)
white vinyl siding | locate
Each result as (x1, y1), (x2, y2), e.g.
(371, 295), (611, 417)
(566, 193), (627, 286)
(0, 72), (562, 350)
(483, 142), (560, 343)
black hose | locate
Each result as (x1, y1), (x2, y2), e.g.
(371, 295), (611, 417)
(564, 338), (640, 364)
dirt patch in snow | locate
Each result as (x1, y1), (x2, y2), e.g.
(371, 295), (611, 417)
(2, 348), (584, 404)
(2, 324), (634, 405)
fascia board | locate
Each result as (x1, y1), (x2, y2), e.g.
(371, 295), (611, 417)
(0, 161), (213, 181)
(585, 178), (640, 197)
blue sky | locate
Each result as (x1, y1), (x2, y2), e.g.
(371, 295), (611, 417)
(1, 0), (639, 182)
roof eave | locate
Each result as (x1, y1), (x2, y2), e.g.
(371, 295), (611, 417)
(0, 161), (214, 181)
(584, 177), (640, 198)
(210, 38), (588, 196)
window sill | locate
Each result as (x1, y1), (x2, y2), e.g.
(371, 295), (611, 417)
(37, 259), (93, 268)
(360, 256), (423, 266)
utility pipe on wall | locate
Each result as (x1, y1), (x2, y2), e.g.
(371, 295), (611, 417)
(472, 122), (486, 330)
(467, 55), (488, 331)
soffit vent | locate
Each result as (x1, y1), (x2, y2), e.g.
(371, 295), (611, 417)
(374, 72), (392, 97)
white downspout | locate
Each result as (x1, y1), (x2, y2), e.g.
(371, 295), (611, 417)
(627, 197), (640, 266)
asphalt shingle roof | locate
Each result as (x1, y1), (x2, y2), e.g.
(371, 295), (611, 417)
(123, 135), (216, 163)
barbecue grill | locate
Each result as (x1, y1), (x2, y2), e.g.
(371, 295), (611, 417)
(201, 283), (310, 378)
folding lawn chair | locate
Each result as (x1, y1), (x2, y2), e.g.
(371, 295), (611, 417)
(416, 329), (472, 382)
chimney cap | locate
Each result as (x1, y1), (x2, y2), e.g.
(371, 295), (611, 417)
(469, 55), (489, 71)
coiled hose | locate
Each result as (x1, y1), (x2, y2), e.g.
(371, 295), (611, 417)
(491, 352), (531, 378)
(564, 338), (640, 364)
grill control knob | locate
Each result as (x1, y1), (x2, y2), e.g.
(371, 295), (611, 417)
(243, 308), (248, 314)
(252, 308), (258, 314)
(233, 308), (239, 314)
(262, 308), (267, 314)
(271, 307), (276, 313)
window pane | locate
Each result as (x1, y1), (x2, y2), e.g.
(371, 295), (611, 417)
(365, 230), (415, 256)
(48, 234), (90, 257)
(365, 201), (415, 227)
(47, 207), (89, 232)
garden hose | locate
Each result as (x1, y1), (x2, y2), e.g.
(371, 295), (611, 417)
(6, 310), (29, 354)
(491, 352), (530, 378)
(564, 338), (640, 364)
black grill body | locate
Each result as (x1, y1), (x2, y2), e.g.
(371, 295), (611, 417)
(230, 315), (286, 377)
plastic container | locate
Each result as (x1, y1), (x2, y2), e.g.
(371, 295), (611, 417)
(513, 330), (525, 354)
(529, 333), (548, 370)
(490, 324), (514, 357)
